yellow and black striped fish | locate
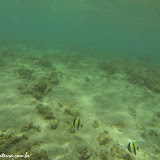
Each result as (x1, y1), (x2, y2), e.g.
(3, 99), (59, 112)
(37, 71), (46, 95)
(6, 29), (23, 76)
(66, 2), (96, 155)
(73, 118), (84, 131)
(127, 140), (144, 155)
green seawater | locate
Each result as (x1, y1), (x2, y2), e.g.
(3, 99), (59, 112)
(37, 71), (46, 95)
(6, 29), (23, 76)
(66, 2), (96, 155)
(0, 0), (160, 62)
(0, 1), (160, 160)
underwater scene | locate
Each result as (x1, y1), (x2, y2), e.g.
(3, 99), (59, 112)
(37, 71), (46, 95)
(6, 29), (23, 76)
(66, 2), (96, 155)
(0, 0), (160, 160)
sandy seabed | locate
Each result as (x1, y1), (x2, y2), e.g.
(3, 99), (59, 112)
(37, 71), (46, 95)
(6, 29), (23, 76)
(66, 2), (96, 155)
(0, 46), (160, 160)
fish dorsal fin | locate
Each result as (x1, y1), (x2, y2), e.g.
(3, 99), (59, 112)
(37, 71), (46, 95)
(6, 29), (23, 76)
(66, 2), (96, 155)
(130, 140), (145, 143)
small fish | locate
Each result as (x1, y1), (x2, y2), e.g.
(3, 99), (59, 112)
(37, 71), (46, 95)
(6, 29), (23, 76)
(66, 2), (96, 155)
(127, 140), (144, 155)
(73, 118), (84, 131)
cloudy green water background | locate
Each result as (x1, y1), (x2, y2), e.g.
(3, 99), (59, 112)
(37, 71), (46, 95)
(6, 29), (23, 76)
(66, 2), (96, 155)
(0, 1), (160, 159)
(0, 0), (160, 61)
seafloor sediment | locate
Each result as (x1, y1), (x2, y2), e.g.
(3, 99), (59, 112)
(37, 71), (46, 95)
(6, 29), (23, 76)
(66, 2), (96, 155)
(0, 46), (160, 160)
